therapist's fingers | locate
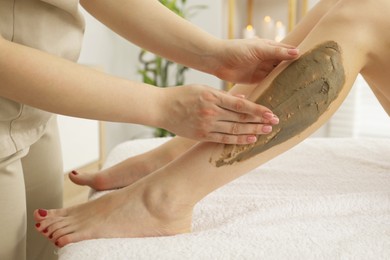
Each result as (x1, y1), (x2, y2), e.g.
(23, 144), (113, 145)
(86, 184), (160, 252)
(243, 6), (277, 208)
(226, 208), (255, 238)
(227, 94), (280, 124)
(261, 39), (300, 61)
(197, 93), (280, 144)
(161, 85), (278, 144)
(215, 91), (278, 123)
(212, 120), (273, 135)
(267, 40), (299, 50)
(203, 132), (259, 145)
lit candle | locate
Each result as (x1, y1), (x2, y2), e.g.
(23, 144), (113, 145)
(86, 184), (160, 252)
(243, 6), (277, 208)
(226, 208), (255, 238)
(261, 16), (274, 39)
(243, 24), (256, 39)
(274, 21), (286, 42)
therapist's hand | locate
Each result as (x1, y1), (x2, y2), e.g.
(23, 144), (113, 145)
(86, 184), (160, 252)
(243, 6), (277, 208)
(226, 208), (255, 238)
(158, 85), (279, 144)
(209, 38), (299, 84)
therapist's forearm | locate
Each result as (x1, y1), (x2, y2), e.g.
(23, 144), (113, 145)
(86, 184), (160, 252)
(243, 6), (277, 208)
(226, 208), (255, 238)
(0, 37), (162, 126)
(80, 0), (220, 75)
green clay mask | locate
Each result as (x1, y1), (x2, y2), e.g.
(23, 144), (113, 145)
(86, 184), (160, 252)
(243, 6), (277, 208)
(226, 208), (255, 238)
(215, 41), (345, 167)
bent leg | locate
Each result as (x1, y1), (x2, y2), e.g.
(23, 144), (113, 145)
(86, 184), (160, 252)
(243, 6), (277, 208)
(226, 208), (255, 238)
(70, 0), (345, 191)
(282, 0), (341, 46)
(69, 136), (197, 190)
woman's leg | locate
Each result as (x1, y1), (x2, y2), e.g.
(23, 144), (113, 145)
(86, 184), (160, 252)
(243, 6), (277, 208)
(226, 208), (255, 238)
(22, 116), (63, 260)
(281, 0), (341, 46)
(35, 0), (389, 247)
(70, 0), (344, 191)
(70, 136), (197, 190)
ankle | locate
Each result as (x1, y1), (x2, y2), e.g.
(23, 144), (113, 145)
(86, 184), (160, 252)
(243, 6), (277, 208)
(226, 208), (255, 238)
(141, 181), (193, 223)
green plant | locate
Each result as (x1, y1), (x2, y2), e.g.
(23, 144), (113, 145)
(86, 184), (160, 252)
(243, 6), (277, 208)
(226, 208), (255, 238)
(138, 0), (207, 137)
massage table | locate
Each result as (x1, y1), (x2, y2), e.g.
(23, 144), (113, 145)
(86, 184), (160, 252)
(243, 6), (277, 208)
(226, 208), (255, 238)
(59, 137), (390, 259)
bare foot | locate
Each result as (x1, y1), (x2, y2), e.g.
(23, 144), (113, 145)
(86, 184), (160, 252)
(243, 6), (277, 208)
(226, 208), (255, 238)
(34, 179), (193, 247)
(71, 137), (197, 191)
(69, 154), (164, 191)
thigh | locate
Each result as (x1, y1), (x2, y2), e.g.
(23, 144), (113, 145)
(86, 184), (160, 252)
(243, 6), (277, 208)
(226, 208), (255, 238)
(0, 149), (28, 260)
(22, 116), (63, 260)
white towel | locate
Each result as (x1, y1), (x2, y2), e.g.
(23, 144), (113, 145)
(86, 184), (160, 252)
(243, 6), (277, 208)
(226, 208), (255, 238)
(59, 138), (390, 260)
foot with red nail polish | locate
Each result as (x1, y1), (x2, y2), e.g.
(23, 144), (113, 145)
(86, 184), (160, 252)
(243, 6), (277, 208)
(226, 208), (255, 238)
(34, 176), (193, 248)
(68, 146), (177, 191)
(38, 208), (48, 217)
(69, 166), (148, 191)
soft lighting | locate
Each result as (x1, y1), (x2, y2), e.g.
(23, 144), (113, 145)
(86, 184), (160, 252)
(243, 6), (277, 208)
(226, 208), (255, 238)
(264, 16), (272, 23)
(274, 21), (286, 42)
(243, 24), (256, 39)
(261, 16), (274, 39)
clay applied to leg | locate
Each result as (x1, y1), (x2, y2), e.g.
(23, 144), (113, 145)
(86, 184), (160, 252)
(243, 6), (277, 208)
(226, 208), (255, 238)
(215, 41), (345, 167)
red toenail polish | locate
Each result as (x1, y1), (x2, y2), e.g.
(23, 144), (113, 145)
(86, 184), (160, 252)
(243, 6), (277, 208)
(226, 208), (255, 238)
(55, 241), (59, 247)
(71, 170), (78, 175)
(49, 234), (53, 239)
(38, 209), (47, 217)
(43, 228), (48, 233)
(35, 223), (41, 228)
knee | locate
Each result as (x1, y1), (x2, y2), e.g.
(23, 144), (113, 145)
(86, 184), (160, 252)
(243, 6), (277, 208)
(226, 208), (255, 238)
(322, 0), (365, 27)
(328, 0), (379, 29)
(322, 0), (378, 50)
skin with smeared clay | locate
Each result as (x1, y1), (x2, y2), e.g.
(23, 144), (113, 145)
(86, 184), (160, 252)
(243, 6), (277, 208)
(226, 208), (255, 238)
(215, 41), (345, 166)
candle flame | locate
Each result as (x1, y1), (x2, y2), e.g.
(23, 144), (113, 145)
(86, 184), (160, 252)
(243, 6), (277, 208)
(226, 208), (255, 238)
(246, 25), (253, 31)
(264, 16), (272, 23)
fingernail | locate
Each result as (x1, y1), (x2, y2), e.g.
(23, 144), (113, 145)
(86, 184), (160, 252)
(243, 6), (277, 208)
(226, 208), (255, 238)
(35, 223), (41, 228)
(288, 48), (299, 55)
(38, 209), (48, 217)
(270, 116), (279, 124)
(262, 125), (272, 133)
(263, 112), (277, 120)
(247, 136), (257, 143)
(71, 170), (78, 175)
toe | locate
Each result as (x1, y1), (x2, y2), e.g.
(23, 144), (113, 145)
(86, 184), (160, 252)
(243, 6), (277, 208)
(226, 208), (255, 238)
(36, 208), (68, 221)
(69, 170), (107, 190)
(56, 231), (87, 248)
(50, 222), (74, 242)
(33, 208), (48, 221)
(68, 170), (90, 186)
(35, 216), (64, 237)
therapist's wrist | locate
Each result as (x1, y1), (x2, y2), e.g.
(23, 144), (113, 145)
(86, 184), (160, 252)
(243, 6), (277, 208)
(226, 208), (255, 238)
(198, 39), (231, 80)
(151, 87), (171, 131)
(193, 38), (224, 77)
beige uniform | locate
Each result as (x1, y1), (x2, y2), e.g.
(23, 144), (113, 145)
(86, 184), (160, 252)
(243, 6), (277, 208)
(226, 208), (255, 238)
(0, 0), (84, 259)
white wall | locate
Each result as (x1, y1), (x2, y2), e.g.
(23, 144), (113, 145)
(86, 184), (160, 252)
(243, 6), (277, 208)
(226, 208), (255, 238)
(57, 115), (99, 173)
